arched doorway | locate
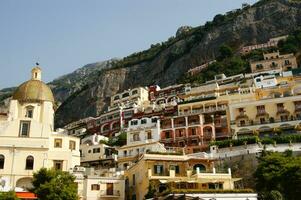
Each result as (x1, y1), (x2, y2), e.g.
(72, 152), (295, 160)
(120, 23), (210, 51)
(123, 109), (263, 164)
(16, 177), (33, 191)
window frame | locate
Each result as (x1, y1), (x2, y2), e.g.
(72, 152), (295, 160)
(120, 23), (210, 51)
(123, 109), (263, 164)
(19, 121), (31, 137)
(25, 155), (34, 170)
(69, 140), (76, 150)
(0, 154), (4, 169)
(91, 184), (100, 191)
(54, 138), (63, 148)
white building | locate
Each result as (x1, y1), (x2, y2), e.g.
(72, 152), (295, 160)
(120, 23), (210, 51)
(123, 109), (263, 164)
(0, 67), (80, 192)
(117, 117), (166, 169)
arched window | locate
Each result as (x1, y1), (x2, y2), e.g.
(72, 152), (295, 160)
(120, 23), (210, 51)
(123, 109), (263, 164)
(25, 156), (34, 170)
(25, 106), (34, 118)
(0, 155), (4, 169)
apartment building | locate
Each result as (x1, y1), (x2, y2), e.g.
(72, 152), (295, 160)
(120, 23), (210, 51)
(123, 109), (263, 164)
(124, 153), (240, 200)
(250, 51), (298, 73)
(230, 78), (301, 137)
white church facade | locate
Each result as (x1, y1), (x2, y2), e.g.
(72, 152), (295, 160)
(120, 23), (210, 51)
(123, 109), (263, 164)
(0, 66), (80, 192)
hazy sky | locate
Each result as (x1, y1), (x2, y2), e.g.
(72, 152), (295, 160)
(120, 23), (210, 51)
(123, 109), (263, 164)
(0, 0), (257, 89)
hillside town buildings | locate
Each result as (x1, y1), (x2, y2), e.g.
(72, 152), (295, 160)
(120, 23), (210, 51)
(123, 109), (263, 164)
(250, 51), (298, 73)
(5, 38), (301, 199)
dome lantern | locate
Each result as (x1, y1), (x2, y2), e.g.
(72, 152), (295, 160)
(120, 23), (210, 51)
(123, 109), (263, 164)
(31, 63), (42, 81)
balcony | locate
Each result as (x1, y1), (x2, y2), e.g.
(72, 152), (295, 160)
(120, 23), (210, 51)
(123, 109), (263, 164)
(99, 190), (120, 197)
(179, 105), (227, 116)
(174, 122), (186, 128)
(233, 117), (301, 128)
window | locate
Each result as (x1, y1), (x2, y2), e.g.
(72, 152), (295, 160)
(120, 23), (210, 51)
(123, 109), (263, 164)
(133, 133), (140, 141)
(25, 106), (34, 118)
(260, 118), (266, 124)
(69, 141), (76, 150)
(91, 184), (100, 191)
(25, 156), (34, 170)
(170, 165), (180, 174)
(256, 64), (263, 70)
(130, 120), (138, 126)
(154, 165), (163, 174)
(19, 121), (30, 137)
(0, 155), (4, 169)
(54, 139), (62, 148)
(141, 119), (147, 124)
(122, 93), (129, 98)
(285, 60), (290, 65)
(257, 105), (265, 114)
(191, 128), (196, 135)
(151, 118), (158, 123)
(93, 148), (100, 153)
(132, 174), (136, 185)
(240, 120), (246, 126)
(165, 131), (170, 138)
(114, 95), (120, 100)
(132, 90), (138, 95)
(147, 131), (152, 139)
(53, 160), (63, 170)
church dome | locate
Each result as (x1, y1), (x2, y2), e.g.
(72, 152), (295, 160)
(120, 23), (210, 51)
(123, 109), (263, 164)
(12, 66), (55, 103)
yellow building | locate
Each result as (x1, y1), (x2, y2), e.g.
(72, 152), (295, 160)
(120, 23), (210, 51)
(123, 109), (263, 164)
(250, 51), (297, 73)
(230, 77), (301, 137)
(124, 153), (239, 200)
(0, 67), (80, 192)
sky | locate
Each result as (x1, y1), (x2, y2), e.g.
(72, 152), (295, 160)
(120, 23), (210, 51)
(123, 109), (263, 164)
(0, 0), (258, 89)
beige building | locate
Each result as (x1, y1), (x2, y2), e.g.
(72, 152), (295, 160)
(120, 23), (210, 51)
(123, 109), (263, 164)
(0, 67), (80, 192)
(230, 77), (301, 137)
(125, 153), (239, 200)
(110, 87), (149, 110)
(250, 51), (298, 73)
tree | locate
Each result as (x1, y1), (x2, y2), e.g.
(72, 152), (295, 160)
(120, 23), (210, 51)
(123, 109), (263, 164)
(0, 191), (20, 200)
(254, 151), (301, 200)
(32, 168), (78, 200)
(218, 44), (233, 60)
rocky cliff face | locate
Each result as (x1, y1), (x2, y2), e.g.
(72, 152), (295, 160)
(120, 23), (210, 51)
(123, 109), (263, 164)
(55, 0), (301, 128)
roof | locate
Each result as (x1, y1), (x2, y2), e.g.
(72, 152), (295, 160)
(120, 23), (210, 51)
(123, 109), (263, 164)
(16, 192), (37, 199)
(12, 79), (54, 103)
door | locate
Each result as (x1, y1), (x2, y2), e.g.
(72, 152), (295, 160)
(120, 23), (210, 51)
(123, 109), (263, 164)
(107, 183), (113, 195)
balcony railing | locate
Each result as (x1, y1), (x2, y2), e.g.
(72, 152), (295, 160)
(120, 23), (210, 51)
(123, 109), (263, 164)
(233, 118), (301, 127)
(99, 190), (120, 197)
(179, 105), (227, 116)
